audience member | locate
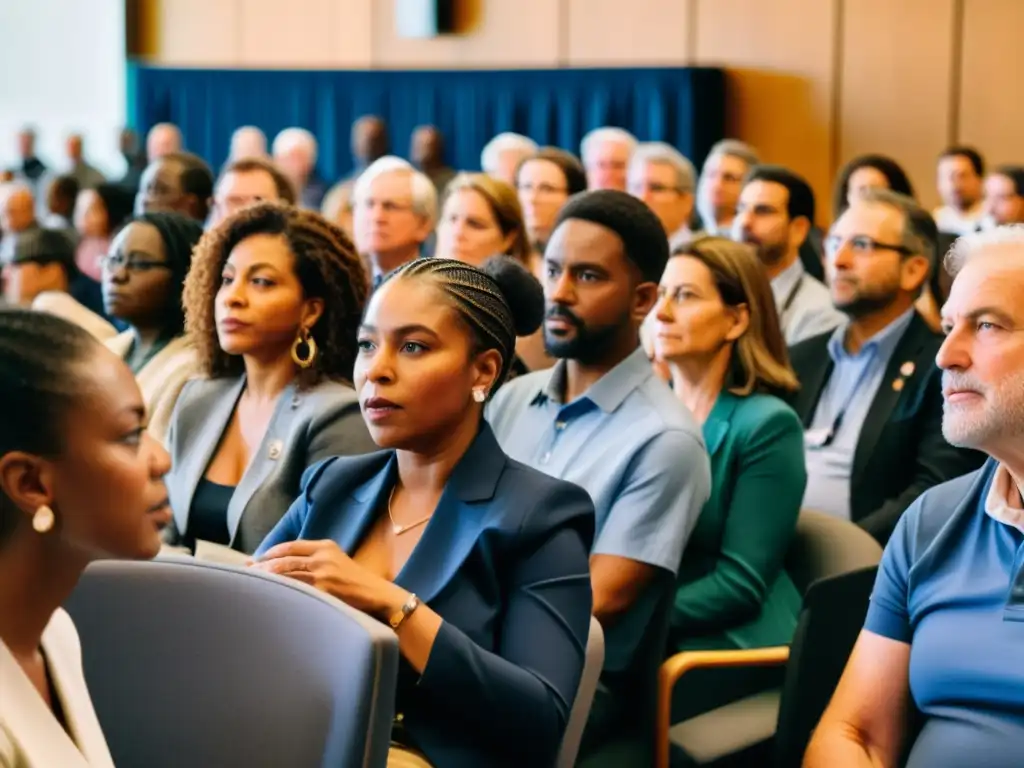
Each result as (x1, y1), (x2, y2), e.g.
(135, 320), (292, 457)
(351, 116), (390, 176)
(135, 151), (214, 223)
(73, 183), (134, 281)
(164, 204), (376, 553)
(654, 236), (804, 657)
(833, 154), (916, 219)
(790, 188), (984, 543)
(982, 165), (1024, 226)
(0, 309), (171, 767)
(696, 139), (759, 236)
(118, 128), (147, 191)
(8, 127), (47, 193)
(254, 256), (588, 768)
(580, 127), (637, 192)
(63, 133), (105, 189)
(487, 190), (710, 756)
(627, 142), (699, 250)
(8, 225), (116, 342)
(933, 145), (986, 235)
(806, 225), (1024, 768)
(209, 157), (296, 227)
(321, 179), (354, 239)
(734, 165), (842, 344)
(42, 175), (80, 244)
(145, 123), (183, 161)
(102, 213), (205, 443)
(480, 133), (538, 187)
(0, 184), (39, 265)
(515, 147), (586, 255)
(352, 157), (436, 289)
(410, 125), (456, 197)
(272, 128), (327, 211)
(227, 126), (268, 161)
(435, 173), (530, 268)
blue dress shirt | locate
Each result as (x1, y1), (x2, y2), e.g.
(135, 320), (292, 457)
(803, 309), (915, 519)
(487, 346), (711, 672)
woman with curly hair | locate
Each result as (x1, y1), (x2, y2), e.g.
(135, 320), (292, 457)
(163, 203), (377, 554)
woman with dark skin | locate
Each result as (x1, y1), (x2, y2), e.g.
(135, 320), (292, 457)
(102, 212), (204, 443)
(0, 310), (171, 767)
(253, 257), (594, 768)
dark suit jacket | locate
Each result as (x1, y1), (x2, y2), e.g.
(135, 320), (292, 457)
(255, 425), (595, 768)
(789, 312), (985, 544)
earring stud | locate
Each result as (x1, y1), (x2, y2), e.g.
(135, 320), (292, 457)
(472, 388), (487, 403)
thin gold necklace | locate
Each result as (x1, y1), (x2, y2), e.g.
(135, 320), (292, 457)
(387, 486), (432, 536)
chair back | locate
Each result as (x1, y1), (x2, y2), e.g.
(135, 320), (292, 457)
(556, 616), (605, 768)
(773, 510), (884, 768)
(64, 557), (399, 768)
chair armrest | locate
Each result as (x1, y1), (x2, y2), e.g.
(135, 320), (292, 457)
(655, 646), (790, 768)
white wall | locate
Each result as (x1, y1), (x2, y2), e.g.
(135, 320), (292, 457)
(0, 0), (127, 179)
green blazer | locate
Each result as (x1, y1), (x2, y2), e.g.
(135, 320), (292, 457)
(669, 390), (806, 653)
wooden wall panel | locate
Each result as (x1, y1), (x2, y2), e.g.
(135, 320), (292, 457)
(370, 0), (561, 69)
(838, 0), (956, 212)
(693, 0), (838, 222)
(153, 0), (240, 66)
(959, 0), (1024, 167)
(565, 0), (692, 66)
(238, 0), (336, 67)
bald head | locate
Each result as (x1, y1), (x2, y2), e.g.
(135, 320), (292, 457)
(146, 123), (183, 161)
(1, 185), (36, 233)
(230, 126), (267, 161)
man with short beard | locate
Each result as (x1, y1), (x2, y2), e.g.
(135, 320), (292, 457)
(788, 188), (983, 544)
(805, 225), (1024, 768)
(733, 165), (842, 344)
(486, 190), (710, 762)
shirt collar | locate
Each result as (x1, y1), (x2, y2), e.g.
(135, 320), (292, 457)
(770, 258), (804, 306)
(985, 463), (1024, 532)
(531, 346), (653, 413)
(826, 307), (916, 365)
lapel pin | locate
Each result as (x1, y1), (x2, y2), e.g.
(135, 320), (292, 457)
(892, 378), (905, 392)
(900, 361), (915, 377)
(268, 439), (283, 460)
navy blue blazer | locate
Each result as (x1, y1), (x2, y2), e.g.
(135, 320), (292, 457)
(256, 424), (595, 768)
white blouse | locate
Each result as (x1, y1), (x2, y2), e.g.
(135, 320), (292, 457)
(0, 609), (115, 768)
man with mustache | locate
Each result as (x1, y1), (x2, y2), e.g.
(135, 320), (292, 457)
(732, 165), (842, 344)
(486, 190), (711, 761)
(788, 188), (983, 545)
(807, 225), (1024, 768)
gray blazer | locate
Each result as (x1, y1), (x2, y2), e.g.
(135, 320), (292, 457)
(165, 376), (377, 553)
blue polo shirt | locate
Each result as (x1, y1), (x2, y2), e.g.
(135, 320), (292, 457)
(866, 460), (1024, 767)
(486, 347), (711, 672)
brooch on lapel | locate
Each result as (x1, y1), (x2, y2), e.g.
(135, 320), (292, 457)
(268, 439), (283, 460)
(892, 361), (915, 392)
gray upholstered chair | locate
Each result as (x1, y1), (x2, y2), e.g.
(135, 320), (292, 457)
(64, 557), (399, 768)
(655, 510), (884, 768)
(557, 616), (605, 768)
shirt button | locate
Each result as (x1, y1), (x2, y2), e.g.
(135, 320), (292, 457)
(541, 451), (551, 463)
(555, 421), (566, 431)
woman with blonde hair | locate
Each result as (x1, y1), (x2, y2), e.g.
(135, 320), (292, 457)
(436, 173), (549, 374)
(651, 236), (805, 658)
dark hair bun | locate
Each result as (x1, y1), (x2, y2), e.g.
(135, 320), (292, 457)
(481, 255), (544, 337)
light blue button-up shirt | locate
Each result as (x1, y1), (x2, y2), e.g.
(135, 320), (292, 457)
(802, 308), (915, 519)
(486, 347), (711, 672)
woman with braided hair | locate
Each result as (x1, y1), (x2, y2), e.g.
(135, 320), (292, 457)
(253, 256), (595, 768)
(163, 203), (377, 555)
(101, 211), (204, 443)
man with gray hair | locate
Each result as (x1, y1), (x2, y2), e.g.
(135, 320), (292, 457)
(272, 127), (327, 210)
(352, 156), (436, 288)
(481, 132), (538, 187)
(581, 127), (637, 192)
(788, 187), (983, 543)
(627, 142), (699, 249)
(697, 139), (759, 236)
(806, 225), (1024, 768)
(228, 126), (268, 161)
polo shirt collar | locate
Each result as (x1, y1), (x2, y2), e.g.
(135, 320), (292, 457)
(985, 463), (1024, 533)
(531, 346), (652, 413)
(826, 307), (915, 365)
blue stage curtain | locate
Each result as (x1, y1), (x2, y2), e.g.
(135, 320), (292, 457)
(128, 63), (725, 183)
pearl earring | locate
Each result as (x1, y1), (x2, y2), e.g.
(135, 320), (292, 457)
(32, 505), (55, 534)
(472, 388), (487, 403)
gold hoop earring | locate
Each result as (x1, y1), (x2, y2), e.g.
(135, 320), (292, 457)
(32, 505), (55, 534)
(291, 329), (318, 369)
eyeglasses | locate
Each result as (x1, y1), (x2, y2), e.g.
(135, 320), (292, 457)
(101, 253), (172, 273)
(516, 182), (568, 197)
(824, 234), (915, 257)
